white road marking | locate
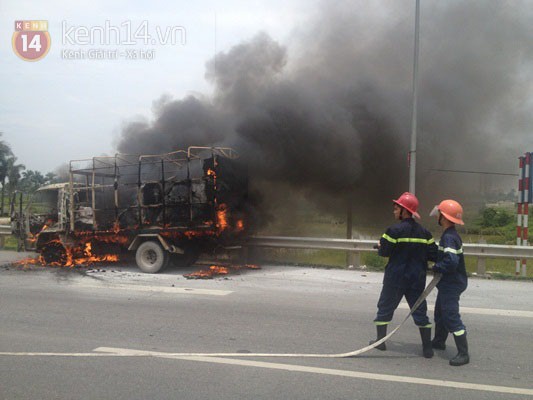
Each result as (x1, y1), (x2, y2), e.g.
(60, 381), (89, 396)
(398, 303), (533, 318)
(72, 283), (232, 296)
(94, 347), (532, 396)
(2, 346), (532, 396)
(0, 352), (129, 357)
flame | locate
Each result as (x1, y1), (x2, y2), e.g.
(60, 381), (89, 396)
(76, 231), (130, 246)
(183, 264), (260, 279)
(14, 256), (43, 266)
(17, 238), (121, 268)
(236, 220), (244, 232)
(216, 204), (228, 231)
(207, 167), (229, 232)
(208, 265), (228, 274)
(65, 240), (119, 266)
(180, 230), (216, 239)
(183, 265), (229, 279)
(84, 242), (92, 256)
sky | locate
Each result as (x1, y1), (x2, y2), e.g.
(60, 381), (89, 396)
(0, 0), (310, 173)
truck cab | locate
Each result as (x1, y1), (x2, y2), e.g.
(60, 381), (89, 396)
(11, 183), (92, 257)
(12, 183), (64, 251)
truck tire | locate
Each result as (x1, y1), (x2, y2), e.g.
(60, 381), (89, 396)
(135, 240), (169, 273)
(41, 241), (68, 265)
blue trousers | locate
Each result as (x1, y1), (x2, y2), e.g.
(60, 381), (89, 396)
(434, 289), (465, 334)
(374, 283), (430, 326)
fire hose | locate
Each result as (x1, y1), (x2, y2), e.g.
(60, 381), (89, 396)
(98, 273), (442, 359)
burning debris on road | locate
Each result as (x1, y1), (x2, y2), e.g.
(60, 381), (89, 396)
(183, 264), (260, 279)
(12, 241), (121, 268)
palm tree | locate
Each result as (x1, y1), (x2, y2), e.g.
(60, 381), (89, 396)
(0, 133), (14, 216)
(45, 172), (58, 185)
(20, 170), (48, 193)
(6, 156), (25, 201)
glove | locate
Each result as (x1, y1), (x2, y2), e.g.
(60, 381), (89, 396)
(373, 244), (380, 250)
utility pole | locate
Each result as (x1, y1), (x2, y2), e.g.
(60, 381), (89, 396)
(409, 0), (420, 194)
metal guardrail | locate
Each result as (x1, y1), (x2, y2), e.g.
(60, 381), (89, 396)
(0, 225), (11, 249)
(247, 236), (533, 276)
(0, 225), (11, 235)
(0, 228), (529, 275)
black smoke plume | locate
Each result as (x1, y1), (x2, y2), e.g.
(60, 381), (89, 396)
(117, 0), (532, 227)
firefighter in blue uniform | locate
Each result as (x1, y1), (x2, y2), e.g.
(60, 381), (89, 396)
(429, 199), (470, 366)
(371, 192), (437, 358)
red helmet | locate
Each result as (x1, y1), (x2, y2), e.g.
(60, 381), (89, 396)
(393, 192), (420, 219)
(431, 199), (464, 225)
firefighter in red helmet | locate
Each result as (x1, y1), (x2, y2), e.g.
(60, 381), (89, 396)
(429, 199), (470, 366)
(371, 192), (438, 358)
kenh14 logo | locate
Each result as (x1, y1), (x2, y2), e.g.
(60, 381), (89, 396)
(12, 20), (51, 61)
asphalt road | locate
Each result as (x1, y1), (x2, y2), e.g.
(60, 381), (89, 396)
(1, 251), (532, 400)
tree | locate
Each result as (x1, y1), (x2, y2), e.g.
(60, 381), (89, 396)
(19, 170), (59, 193)
(0, 133), (14, 216)
(481, 207), (513, 228)
(45, 172), (58, 185)
(0, 132), (59, 216)
(6, 156), (25, 200)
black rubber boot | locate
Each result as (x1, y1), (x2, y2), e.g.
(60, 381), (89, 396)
(432, 324), (448, 350)
(369, 324), (387, 351)
(419, 327), (434, 358)
(450, 333), (470, 366)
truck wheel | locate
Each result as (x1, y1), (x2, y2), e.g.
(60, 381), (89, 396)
(41, 241), (68, 265)
(135, 241), (169, 273)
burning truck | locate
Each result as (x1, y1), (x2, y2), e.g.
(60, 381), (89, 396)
(10, 147), (250, 273)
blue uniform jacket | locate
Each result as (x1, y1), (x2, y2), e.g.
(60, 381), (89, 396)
(433, 227), (468, 292)
(379, 218), (437, 290)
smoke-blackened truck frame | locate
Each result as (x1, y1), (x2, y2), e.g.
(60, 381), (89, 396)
(10, 146), (249, 273)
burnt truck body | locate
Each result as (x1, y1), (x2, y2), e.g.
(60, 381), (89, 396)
(11, 147), (249, 273)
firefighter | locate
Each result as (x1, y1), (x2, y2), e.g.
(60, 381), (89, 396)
(429, 199), (470, 366)
(371, 192), (437, 358)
